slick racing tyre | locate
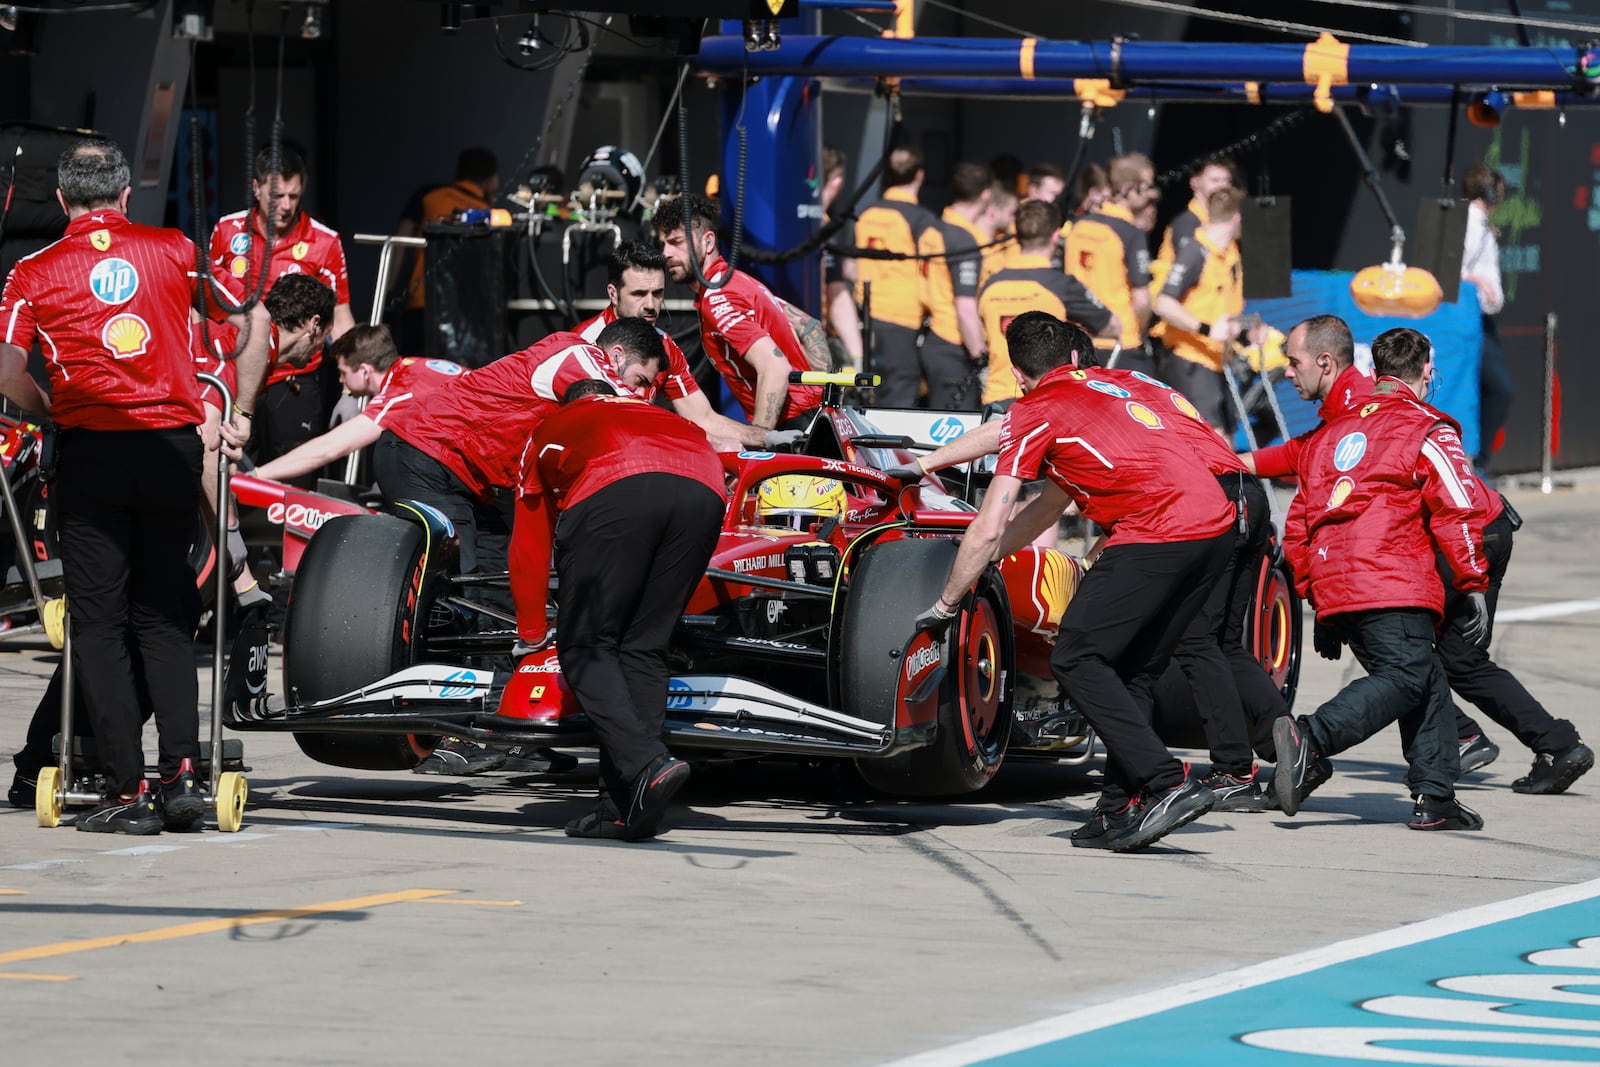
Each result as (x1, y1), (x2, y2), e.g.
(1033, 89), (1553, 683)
(1252, 556), (1301, 711)
(848, 538), (1014, 797)
(283, 513), (434, 770)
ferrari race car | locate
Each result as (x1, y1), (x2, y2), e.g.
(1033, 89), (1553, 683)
(223, 373), (1301, 797)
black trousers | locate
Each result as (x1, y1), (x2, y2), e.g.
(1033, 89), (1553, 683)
(1477, 315), (1513, 470)
(1052, 530), (1233, 812)
(555, 474), (723, 797)
(56, 427), (203, 796)
(1443, 511), (1579, 754)
(248, 372), (324, 489)
(1306, 608), (1460, 798)
(1174, 475), (1286, 774)
(13, 654), (156, 778)
(372, 432), (510, 578)
(869, 321), (970, 410)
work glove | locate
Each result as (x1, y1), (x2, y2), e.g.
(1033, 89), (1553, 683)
(1458, 591), (1491, 649)
(1313, 622), (1342, 661)
(913, 600), (959, 637)
(884, 460), (926, 482)
(764, 429), (807, 451)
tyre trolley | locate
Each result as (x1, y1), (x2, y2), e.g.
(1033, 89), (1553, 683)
(32, 371), (249, 832)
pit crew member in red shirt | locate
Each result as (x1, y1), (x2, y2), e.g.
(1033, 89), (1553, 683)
(207, 145), (354, 468)
(919, 311), (1233, 852)
(1274, 327), (1490, 830)
(577, 240), (774, 449)
(513, 378), (725, 840)
(657, 194), (822, 438)
(0, 139), (259, 834)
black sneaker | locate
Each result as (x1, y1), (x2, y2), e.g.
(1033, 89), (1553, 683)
(501, 745), (579, 774)
(1199, 765), (1275, 813)
(1105, 768), (1216, 852)
(156, 758), (207, 830)
(622, 754), (691, 841)
(1408, 793), (1485, 831)
(412, 737), (507, 776)
(1512, 742), (1594, 795)
(1458, 733), (1501, 776)
(1070, 802), (1140, 850)
(8, 770), (38, 809)
(1272, 716), (1333, 817)
(565, 797), (629, 840)
(76, 782), (163, 835)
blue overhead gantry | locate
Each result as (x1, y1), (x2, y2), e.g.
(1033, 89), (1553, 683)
(694, 3), (1600, 304)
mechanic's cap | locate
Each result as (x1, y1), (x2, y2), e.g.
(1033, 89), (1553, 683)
(756, 475), (845, 531)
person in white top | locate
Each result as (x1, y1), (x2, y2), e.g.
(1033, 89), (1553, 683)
(1461, 163), (1509, 472)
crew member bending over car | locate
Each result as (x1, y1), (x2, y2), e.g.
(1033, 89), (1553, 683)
(512, 379), (725, 840)
(916, 312), (1232, 853)
(1273, 327), (1489, 830)
(368, 319), (663, 775)
(658, 194), (822, 442)
(0, 138), (262, 834)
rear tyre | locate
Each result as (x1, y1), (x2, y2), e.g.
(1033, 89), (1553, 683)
(1252, 557), (1301, 711)
(284, 513), (434, 771)
(848, 538), (1014, 797)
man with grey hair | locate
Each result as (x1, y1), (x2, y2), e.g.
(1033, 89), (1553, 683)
(0, 138), (266, 834)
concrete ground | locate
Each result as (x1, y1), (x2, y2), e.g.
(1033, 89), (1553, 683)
(1, 473), (1597, 1066)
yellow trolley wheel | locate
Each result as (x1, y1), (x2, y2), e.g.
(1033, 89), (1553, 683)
(35, 766), (62, 828)
(215, 772), (248, 833)
(42, 597), (66, 651)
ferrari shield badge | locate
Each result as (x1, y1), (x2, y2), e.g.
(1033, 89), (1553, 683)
(89, 230), (111, 252)
(766, 0), (784, 13)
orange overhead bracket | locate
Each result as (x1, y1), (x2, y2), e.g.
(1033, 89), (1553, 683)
(880, 0), (915, 92)
(1302, 32), (1350, 114)
(1244, 81), (1262, 104)
(1073, 78), (1125, 107)
(1513, 90), (1557, 109)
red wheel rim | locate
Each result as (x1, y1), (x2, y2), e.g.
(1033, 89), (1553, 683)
(959, 598), (1004, 756)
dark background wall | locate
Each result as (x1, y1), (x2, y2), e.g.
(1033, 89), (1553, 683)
(2, 0), (1595, 471)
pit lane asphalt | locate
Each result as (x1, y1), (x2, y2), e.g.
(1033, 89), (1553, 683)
(1, 473), (1597, 1067)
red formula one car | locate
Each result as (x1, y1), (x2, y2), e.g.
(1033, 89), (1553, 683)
(223, 374), (1300, 796)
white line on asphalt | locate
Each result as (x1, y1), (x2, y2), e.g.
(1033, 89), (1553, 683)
(0, 859), (83, 871)
(276, 823), (363, 832)
(877, 876), (1600, 1067)
(1495, 596), (1600, 623)
(197, 833), (273, 843)
(99, 845), (190, 856)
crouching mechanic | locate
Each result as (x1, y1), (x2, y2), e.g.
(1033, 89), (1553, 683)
(511, 379), (725, 840)
(194, 273), (335, 605)
(1273, 327), (1489, 830)
(916, 312), (1233, 852)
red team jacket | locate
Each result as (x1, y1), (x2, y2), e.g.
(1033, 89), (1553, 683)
(192, 318), (278, 409)
(1, 211), (204, 430)
(381, 332), (627, 500)
(694, 254), (821, 424)
(996, 364), (1236, 548)
(363, 357), (466, 429)
(207, 207), (349, 381)
(1252, 364), (1373, 479)
(510, 394), (726, 641)
(575, 306), (700, 404)
(1105, 367), (1250, 477)
(1285, 377), (1487, 621)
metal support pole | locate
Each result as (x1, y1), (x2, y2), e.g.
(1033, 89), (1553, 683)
(197, 371), (233, 798)
(1541, 311), (1556, 494)
(354, 233), (428, 327)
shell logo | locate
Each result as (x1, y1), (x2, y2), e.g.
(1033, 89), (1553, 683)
(292, 241), (309, 261)
(1036, 549), (1083, 629)
(1327, 476), (1356, 509)
(89, 230), (112, 252)
(1125, 401), (1163, 429)
(230, 256), (249, 278)
(1360, 402), (1380, 417)
(102, 313), (151, 359)
(1171, 393), (1202, 420)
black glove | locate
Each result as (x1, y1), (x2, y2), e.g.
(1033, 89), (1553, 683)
(1313, 622), (1342, 661)
(764, 429), (806, 451)
(885, 461), (926, 482)
(1458, 591), (1491, 649)
(913, 600), (958, 637)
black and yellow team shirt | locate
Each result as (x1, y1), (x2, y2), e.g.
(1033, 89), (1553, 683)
(851, 187), (961, 345)
(1153, 196), (1207, 290)
(978, 253), (1114, 403)
(1063, 202), (1151, 350)
(1151, 228), (1243, 373)
(941, 207), (1005, 291)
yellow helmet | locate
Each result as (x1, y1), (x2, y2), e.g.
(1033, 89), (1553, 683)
(756, 475), (845, 531)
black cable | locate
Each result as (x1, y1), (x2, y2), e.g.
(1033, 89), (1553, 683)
(677, 57), (731, 291)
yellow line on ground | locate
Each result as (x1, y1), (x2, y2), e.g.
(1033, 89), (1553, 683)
(0, 889), (26, 895)
(414, 898), (524, 907)
(0, 889), (456, 967)
(0, 971), (77, 981)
